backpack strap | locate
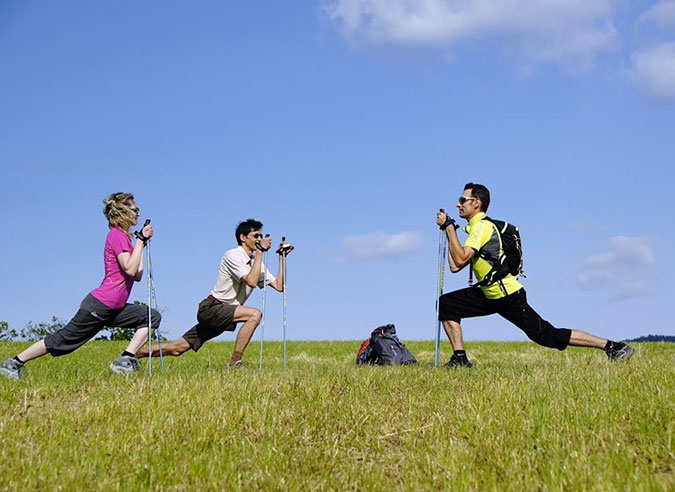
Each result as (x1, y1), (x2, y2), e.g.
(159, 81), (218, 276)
(473, 217), (509, 289)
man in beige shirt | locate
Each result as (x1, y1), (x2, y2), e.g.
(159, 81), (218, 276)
(137, 219), (292, 368)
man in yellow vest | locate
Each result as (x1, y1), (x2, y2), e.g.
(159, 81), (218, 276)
(436, 182), (634, 368)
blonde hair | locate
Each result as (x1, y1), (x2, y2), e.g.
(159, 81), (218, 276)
(102, 192), (137, 232)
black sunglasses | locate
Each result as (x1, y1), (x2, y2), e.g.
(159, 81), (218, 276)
(458, 196), (477, 205)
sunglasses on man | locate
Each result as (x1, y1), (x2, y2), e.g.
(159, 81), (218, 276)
(458, 196), (477, 205)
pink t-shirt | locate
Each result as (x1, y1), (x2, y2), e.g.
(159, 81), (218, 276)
(90, 227), (135, 309)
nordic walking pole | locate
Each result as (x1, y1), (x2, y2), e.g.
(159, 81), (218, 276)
(135, 219), (153, 376)
(276, 238), (294, 369)
(276, 237), (291, 368)
(282, 249), (287, 368)
(258, 234), (270, 371)
(435, 209), (447, 367)
(146, 242), (165, 373)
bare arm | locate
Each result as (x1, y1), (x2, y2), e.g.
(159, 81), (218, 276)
(269, 239), (293, 292)
(116, 224), (153, 279)
(135, 253), (144, 282)
(269, 255), (284, 292)
(446, 226), (475, 271)
(241, 252), (263, 288)
(437, 211), (474, 273)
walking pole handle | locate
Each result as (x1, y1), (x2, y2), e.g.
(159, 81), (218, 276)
(276, 236), (295, 255)
(439, 208), (458, 231)
(135, 219), (151, 243)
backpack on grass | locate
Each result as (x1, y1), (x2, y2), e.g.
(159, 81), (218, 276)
(356, 324), (417, 366)
(474, 217), (525, 287)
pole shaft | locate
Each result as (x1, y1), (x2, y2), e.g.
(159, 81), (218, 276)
(282, 252), (287, 368)
(147, 243), (152, 376)
(435, 230), (446, 367)
(259, 250), (267, 371)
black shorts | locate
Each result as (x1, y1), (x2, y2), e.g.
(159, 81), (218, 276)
(44, 293), (161, 356)
(438, 287), (571, 351)
(181, 297), (237, 351)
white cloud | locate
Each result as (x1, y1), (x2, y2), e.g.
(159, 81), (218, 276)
(325, 0), (619, 67)
(637, 0), (675, 31)
(581, 236), (656, 268)
(341, 230), (423, 258)
(631, 42), (675, 101)
(577, 236), (658, 300)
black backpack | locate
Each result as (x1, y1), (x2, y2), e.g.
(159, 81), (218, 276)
(474, 217), (525, 287)
(356, 324), (417, 366)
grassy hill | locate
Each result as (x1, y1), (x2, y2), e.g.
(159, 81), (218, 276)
(0, 340), (673, 491)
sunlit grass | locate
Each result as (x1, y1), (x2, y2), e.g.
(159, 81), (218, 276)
(0, 341), (673, 491)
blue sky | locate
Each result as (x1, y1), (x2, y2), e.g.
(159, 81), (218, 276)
(1, 1), (673, 343)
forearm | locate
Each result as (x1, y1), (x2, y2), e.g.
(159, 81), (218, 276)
(447, 245), (461, 273)
(244, 253), (263, 287)
(134, 254), (144, 282)
(121, 239), (145, 277)
(447, 228), (471, 269)
(272, 254), (284, 291)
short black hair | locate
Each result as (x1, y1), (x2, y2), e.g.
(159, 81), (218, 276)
(235, 219), (263, 245)
(464, 182), (490, 212)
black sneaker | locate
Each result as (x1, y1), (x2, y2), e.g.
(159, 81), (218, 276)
(444, 354), (473, 369)
(606, 343), (634, 362)
(0, 358), (25, 380)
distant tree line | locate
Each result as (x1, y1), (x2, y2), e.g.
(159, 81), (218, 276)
(625, 334), (675, 343)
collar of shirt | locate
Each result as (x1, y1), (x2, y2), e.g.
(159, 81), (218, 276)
(468, 212), (487, 229)
(236, 245), (254, 265)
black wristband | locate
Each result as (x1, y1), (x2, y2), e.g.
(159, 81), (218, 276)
(134, 230), (149, 244)
(440, 217), (458, 231)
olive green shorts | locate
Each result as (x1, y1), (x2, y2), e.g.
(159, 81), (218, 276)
(182, 296), (237, 351)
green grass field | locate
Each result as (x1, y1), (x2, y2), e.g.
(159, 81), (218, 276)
(0, 341), (673, 491)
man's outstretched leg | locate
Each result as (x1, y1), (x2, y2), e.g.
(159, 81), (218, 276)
(568, 330), (634, 361)
(499, 290), (634, 362)
(137, 337), (191, 358)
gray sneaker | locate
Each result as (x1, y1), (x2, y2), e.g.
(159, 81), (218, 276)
(0, 358), (25, 380)
(110, 355), (140, 375)
(606, 343), (635, 362)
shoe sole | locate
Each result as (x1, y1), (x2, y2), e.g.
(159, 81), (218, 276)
(611, 345), (635, 362)
(0, 368), (21, 380)
(109, 363), (137, 375)
(443, 363), (473, 369)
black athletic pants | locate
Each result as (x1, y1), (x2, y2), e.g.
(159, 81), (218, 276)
(44, 293), (162, 356)
(438, 287), (571, 350)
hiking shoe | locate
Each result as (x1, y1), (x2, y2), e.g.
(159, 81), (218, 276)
(0, 358), (25, 380)
(227, 360), (246, 371)
(606, 343), (634, 362)
(110, 355), (140, 375)
(444, 354), (473, 369)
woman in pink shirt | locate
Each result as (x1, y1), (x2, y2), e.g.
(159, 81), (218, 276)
(0, 193), (161, 379)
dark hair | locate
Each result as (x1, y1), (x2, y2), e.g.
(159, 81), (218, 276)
(464, 182), (490, 212)
(235, 219), (263, 245)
